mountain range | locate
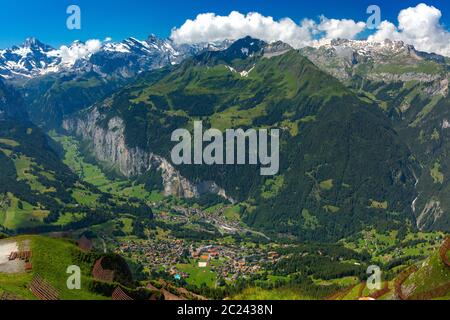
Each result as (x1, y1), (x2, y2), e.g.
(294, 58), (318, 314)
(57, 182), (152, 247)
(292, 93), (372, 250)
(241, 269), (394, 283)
(1, 35), (449, 241)
(0, 36), (231, 81)
(60, 36), (420, 241)
(0, 36), (231, 128)
(300, 38), (450, 231)
(0, 32), (449, 301)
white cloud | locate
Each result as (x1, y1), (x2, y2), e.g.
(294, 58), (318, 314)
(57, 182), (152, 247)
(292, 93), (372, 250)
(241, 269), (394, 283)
(170, 4), (450, 56)
(170, 11), (366, 49)
(367, 21), (400, 42)
(317, 16), (366, 40)
(369, 3), (450, 56)
(58, 39), (102, 65)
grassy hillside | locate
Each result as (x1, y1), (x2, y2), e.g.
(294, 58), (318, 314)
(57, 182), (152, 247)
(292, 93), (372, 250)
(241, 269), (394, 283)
(0, 235), (162, 300)
(0, 120), (155, 234)
(401, 245), (450, 299)
(0, 236), (106, 299)
(0, 121), (83, 231)
(334, 237), (450, 300)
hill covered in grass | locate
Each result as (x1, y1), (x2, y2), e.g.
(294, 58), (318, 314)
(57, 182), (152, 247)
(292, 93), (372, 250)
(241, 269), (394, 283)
(0, 121), (154, 233)
(0, 235), (160, 300)
(332, 237), (450, 300)
(0, 78), (154, 234)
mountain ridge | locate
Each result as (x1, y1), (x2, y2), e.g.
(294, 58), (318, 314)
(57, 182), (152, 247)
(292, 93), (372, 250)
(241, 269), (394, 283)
(0, 36), (232, 81)
(62, 37), (419, 241)
(299, 38), (450, 232)
(2, 35), (449, 236)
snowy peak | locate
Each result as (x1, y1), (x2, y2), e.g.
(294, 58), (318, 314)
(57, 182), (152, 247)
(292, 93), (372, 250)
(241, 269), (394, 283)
(0, 36), (233, 81)
(309, 38), (446, 63)
(0, 37), (60, 79)
(21, 37), (54, 52)
(300, 38), (448, 84)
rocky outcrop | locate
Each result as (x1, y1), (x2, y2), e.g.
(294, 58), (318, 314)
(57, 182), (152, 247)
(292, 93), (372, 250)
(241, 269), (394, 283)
(63, 109), (147, 176)
(62, 107), (233, 201)
(263, 41), (293, 58)
(300, 39), (450, 98)
(425, 78), (449, 97)
(417, 199), (444, 230)
(366, 72), (441, 84)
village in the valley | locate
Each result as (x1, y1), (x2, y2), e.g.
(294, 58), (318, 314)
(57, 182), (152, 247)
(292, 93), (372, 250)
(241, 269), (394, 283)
(113, 204), (281, 286)
(116, 237), (280, 284)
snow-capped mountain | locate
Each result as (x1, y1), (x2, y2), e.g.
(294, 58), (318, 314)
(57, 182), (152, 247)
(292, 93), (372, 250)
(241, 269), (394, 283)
(310, 38), (446, 63)
(6, 36), (444, 83)
(89, 35), (231, 78)
(0, 36), (232, 81)
(0, 38), (61, 79)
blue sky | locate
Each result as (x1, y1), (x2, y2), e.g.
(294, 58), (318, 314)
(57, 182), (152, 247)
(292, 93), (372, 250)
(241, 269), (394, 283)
(0, 0), (449, 48)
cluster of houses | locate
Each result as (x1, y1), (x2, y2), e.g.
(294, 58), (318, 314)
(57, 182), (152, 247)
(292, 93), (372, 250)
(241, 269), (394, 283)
(115, 231), (283, 287)
(191, 245), (220, 267)
(190, 244), (277, 280)
(117, 238), (188, 267)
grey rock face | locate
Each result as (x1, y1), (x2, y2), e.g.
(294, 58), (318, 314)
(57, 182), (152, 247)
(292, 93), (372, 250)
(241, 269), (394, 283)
(63, 108), (233, 201)
(263, 41), (293, 58)
(417, 199), (444, 230)
(300, 39), (449, 95)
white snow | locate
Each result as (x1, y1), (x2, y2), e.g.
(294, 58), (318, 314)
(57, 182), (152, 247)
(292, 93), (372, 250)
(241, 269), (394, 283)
(240, 65), (255, 77)
(104, 43), (131, 53)
(225, 65), (255, 77)
(0, 36), (231, 79)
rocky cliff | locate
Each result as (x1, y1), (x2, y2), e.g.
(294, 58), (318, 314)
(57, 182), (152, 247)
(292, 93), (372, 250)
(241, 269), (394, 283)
(62, 107), (232, 201)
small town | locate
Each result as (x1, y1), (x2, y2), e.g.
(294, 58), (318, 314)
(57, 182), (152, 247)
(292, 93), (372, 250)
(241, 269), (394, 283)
(115, 235), (280, 285)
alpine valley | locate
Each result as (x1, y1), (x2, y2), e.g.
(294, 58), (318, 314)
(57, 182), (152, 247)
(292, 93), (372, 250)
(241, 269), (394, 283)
(0, 34), (448, 301)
